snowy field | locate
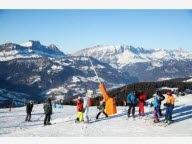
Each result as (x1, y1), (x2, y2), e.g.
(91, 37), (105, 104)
(0, 94), (192, 137)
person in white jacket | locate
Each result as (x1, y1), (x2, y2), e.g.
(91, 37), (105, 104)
(83, 92), (90, 123)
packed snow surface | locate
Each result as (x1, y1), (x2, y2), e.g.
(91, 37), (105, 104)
(0, 94), (192, 137)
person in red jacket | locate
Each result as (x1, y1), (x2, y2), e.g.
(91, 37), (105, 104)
(138, 91), (147, 117)
(75, 96), (84, 122)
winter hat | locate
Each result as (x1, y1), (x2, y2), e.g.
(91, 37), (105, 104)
(87, 90), (93, 95)
(166, 91), (172, 95)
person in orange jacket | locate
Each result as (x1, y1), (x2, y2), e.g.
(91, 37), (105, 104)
(164, 91), (175, 124)
(138, 91), (147, 117)
(75, 96), (84, 122)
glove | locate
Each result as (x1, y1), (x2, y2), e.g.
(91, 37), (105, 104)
(82, 108), (85, 113)
(140, 99), (145, 102)
(164, 103), (169, 107)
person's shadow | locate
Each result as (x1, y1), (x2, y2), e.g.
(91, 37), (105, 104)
(171, 105), (192, 123)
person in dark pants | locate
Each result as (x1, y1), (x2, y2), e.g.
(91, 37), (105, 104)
(96, 98), (108, 119)
(156, 91), (165, 116)
(164, 91), (175, 124)
(43, 98), (52, 125)
(25, 101), (33, 121)
(127, 90), (138, 118)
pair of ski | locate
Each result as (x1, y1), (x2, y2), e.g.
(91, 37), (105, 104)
(141, 114), (173, 127)
(148, 120), (173, 127)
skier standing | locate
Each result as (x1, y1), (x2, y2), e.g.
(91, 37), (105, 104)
(83, 91), (90, 123)
(151, 94), (160, 123)
(127, 90), (138, 118)
(53, 102), (57, 108)
(96, 98), (108, 119)
(75, 96), (84, 122)
(43, 98), (52, 125)
(138, 91), (146, 117)
(25, 101), (33, 121)
(156, 90), (165, 116)
(164, 91), (175, 124)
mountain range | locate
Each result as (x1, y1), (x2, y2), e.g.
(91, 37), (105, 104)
(0, 41), (192, 107)
(74, 45), (192, 81)
(0, 41), (138, 107)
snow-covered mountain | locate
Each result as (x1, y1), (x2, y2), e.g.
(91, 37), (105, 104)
(0, 40), (65, 61)
(74, 45), (192, 81)
(122, 59), (192, 82)
(0, 56), (138, 107)
(74, 45), (192, 68)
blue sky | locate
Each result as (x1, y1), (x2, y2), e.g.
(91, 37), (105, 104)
(0, 10), (192, 54)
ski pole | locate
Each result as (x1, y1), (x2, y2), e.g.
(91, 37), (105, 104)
(36, 114), (44, 121)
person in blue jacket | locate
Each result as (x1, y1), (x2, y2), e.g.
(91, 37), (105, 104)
(127, 90), (138, 118)
(151, 94), (160, 123)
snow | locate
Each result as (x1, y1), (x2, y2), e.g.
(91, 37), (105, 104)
(0, 94), (192, 137)
(20, 42), (33, 47)
(96, 64), (105, 69)
(75, 45), (192, 69)
(80, 66), (89, 70)
(72, 76), (81, 82)
(44, 87), (69, 95)
(29, 76), (41, 84)
(157, 77), (172, 81)
(157, 87), (178, 91)
(183, 78), (192, 82)
(80, 57), (88, 61)
(51, 65), (63, 71)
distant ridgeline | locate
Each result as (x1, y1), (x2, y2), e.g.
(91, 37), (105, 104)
(107, 81), (192, 106)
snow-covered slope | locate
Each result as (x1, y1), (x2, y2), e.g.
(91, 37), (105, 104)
(0, 40), (65, 61)
(74, 45), (192, 68)
(0, 94), (191, 137)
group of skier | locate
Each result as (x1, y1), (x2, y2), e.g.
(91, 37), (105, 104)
(25, 98), (52, 126)
(126, 89), (175, 124)
(75, 91), (108, 124)
(24, 89), (175, 126)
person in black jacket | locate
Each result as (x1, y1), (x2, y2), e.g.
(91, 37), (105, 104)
(43, 98), (53, 125)
(25, 101), (33, 121)
(156, 91), (165, 116)
(96, 98), (108, 119)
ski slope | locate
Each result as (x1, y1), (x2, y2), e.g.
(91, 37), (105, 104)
(0, 94), (192, 137)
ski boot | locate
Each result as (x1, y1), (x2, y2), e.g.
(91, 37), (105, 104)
(153, 119), (160, 123)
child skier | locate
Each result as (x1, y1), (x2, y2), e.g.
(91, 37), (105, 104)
(151, 94), (160, 123)
(164, 91), (175, 124)
(138, 91), (146, 117)
(156, 90), (165, 116)
(96, 98), (108, 119)
(75, 97), (84, 123)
